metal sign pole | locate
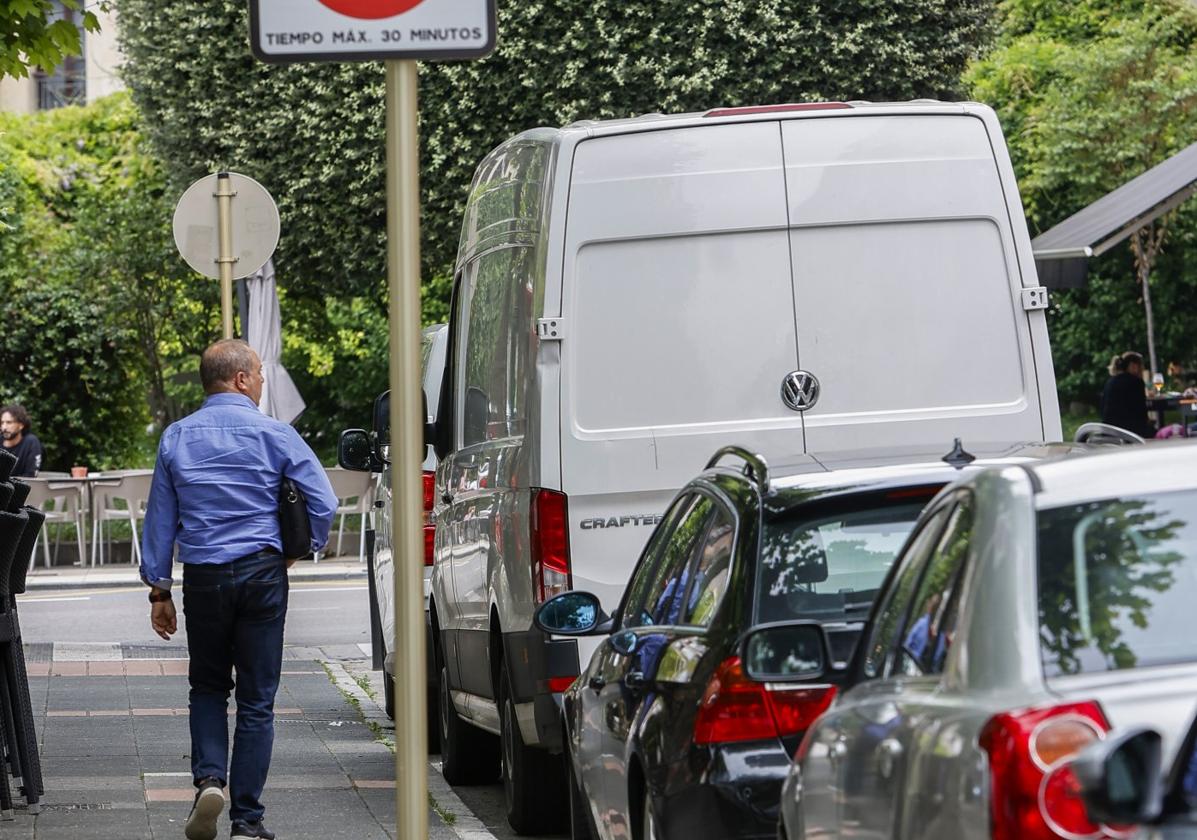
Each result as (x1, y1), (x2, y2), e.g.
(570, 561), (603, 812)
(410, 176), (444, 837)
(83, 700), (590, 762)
(384, 58), (427, 840)
(215, 172), (237, 339)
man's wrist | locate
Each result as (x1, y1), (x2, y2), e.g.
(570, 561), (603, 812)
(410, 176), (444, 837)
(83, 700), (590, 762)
(148, 587), (172, 604)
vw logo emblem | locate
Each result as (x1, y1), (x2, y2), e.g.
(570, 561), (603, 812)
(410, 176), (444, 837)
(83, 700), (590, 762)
(781, 370), (820, 412)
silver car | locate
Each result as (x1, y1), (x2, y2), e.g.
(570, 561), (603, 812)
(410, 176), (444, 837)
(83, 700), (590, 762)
(780, 442), (1197, 840)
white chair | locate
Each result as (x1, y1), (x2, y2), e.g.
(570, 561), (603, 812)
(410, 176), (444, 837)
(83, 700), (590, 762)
(21, 477), (86, 569)
(324, 467), (374, 562)
(90, 471), (154, 566)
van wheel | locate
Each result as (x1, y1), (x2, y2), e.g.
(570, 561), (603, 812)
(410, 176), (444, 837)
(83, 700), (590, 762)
(383, 670), (395, 720)
(500, 668), (567, 834)
(427, 679), (440, 753)
(438, 664), (499, 784)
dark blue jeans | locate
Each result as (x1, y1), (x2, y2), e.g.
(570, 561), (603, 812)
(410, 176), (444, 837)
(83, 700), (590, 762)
(183, 549), (288, 824)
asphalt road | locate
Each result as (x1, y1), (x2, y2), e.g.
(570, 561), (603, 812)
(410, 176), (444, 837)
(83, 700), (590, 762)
(16, 580), (372, 648)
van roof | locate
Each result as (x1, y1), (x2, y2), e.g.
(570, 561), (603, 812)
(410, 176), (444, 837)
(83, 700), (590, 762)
(531, 100), (991, 143)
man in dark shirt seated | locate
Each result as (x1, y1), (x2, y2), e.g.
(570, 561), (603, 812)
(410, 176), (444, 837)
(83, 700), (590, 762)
(1100, 351), (1156, 439)
(0, 404), (44, 477)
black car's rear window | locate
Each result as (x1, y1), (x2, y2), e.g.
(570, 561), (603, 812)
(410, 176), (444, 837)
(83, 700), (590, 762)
(754, 492), (934, 625)
(1038, 489), (1197, 677)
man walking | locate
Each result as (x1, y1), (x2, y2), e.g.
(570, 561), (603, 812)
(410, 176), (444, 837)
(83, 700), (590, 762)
(1, 404), (45, 477)
(140, 339), (337, 840)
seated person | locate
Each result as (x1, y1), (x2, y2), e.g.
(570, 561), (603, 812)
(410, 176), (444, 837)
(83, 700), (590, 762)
(0, 404), (44, 477)
(1100, 352), (1156, 438)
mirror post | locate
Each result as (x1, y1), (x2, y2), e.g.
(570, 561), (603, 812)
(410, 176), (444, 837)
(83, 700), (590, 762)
(385, 58), (427, 840)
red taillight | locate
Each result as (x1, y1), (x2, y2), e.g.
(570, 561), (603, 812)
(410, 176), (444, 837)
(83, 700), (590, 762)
(531, 489), (570, 604)
(980, 701), (1120, 840)
(422, 471), (435, 512)
(546, 675), (577, 693)
(693, 656), (835, 745)
(704, 102), (852, 118)
(422, 471), (435, 566)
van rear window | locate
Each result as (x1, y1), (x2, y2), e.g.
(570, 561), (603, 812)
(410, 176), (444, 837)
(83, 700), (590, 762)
(755, 496), (929, 625)
(1038, 489), (1197, 677)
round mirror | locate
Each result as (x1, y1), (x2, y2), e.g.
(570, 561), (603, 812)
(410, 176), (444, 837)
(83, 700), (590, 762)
(535, 592), (601, 635)
(742, 623), (826, 681)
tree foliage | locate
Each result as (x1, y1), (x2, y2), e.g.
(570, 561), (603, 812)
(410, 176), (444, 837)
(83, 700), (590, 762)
(0, 94), (212, 468)
(0, 0), (104, 79)
(967, 0), (1197, 403)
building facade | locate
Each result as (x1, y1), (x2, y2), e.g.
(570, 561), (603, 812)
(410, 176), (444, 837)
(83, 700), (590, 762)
(0, 4), (123, 114)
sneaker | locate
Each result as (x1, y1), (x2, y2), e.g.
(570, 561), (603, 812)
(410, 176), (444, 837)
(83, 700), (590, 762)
(230, 820), (276, 839)
(185, 778), (225, 840)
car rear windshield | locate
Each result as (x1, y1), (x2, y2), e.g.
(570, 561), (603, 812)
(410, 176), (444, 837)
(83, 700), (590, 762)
(755, 492), (933, 625)
(1038, 489), (1197, 677)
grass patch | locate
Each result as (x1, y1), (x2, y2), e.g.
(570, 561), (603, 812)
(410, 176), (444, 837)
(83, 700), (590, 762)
(354, 673), (375, 700)
(429, 793), (456, 825)
(322, 662), (363, 715)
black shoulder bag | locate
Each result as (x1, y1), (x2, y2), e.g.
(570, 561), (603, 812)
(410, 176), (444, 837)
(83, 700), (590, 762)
(279, 478), (313, 560)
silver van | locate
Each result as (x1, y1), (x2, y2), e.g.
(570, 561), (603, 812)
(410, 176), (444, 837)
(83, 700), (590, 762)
(426, 101), (1063, 833)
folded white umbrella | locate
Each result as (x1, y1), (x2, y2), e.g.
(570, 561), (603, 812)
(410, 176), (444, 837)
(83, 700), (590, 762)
(246, 258), (306, 425)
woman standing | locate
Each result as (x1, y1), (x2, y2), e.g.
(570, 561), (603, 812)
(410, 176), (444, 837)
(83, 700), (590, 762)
(1100, 351), (1156, 438)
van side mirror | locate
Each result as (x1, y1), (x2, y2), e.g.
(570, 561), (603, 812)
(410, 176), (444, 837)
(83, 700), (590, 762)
(338, 429), (382, 473)
(1074, 727), (1164, 826)
(375, 388), (435, 452)
(534, 591), (611, 636)
(741, 621), (829, 682)
(372, 391), (390, 447)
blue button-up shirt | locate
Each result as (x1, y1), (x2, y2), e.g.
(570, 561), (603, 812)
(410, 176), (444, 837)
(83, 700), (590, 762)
(140, 393), (338, 589)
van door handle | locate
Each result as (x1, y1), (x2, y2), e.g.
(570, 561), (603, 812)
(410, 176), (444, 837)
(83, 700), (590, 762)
(588, 676), (606, 692)
(624, 671), (646, 692)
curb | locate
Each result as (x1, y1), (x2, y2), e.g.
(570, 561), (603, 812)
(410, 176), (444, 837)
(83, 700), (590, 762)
(326, 661), (499, 840)
(23, 564), (367, 592)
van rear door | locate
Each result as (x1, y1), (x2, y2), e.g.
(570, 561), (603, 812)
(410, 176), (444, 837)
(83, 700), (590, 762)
(782, 114), (1047, 453)
(558, 121), (812, 609)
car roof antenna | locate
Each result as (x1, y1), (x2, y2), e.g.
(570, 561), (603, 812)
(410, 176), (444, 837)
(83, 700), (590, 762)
(942, 438), (976, 469)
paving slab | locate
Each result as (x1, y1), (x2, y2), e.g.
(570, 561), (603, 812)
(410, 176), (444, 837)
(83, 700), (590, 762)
(3, 651), (449, 839)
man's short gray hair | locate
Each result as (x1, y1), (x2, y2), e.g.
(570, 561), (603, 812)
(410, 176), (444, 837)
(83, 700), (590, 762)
(200, 339), (257, 393)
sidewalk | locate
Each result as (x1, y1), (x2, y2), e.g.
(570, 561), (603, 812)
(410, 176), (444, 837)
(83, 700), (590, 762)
(24, 558), (367, 591)
(6, 643), (459, 840)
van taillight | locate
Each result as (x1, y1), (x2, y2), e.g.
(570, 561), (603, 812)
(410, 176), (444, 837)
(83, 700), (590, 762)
(422, 471), (435, 567)
(531, 489), (570, 604)
(980, 701), (1122, 840)
(704, 102), (852, 118)
(693, 656), (836, 745)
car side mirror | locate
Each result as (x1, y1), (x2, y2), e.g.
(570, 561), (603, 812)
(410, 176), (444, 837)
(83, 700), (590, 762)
(1075, 727), (1164, 826)
(534, 591), (611, 636)
(740, 621), (830, 682)
(338, 429), (382, 473)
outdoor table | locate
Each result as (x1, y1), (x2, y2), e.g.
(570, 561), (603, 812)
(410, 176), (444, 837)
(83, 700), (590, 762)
(1144, 394), (1192, 435)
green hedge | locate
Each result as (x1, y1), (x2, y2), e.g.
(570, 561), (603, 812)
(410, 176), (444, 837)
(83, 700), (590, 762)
(115, 0), (996, 311)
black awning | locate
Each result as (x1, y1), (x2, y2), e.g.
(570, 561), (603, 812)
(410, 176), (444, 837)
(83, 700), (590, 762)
(1031, 141), (1197, 288)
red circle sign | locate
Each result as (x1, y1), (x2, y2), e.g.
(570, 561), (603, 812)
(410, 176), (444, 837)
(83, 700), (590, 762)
(317, 0), (426, 18)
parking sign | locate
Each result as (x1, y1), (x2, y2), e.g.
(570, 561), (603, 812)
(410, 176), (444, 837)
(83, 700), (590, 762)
(249, 0), (497, 63)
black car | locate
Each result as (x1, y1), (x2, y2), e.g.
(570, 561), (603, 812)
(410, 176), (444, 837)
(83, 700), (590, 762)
(535, 442), (1076, 840)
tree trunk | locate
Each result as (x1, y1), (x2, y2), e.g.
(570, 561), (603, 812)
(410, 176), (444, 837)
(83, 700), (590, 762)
(1130, 223), (1168, 381)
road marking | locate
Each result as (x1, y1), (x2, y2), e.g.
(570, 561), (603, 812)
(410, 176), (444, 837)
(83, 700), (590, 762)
(19, 596), (92, 603)
(291, 586), (367, 594)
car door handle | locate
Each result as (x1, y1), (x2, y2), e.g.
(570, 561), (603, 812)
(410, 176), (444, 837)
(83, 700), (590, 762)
(624, 671), (647, 691)
(588, 676), (606, 692)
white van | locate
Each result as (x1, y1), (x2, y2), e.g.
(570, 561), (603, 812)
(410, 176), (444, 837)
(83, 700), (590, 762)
(426, 101), (1062, 833)
(338, 324), (447, 734)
